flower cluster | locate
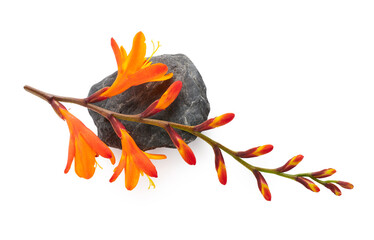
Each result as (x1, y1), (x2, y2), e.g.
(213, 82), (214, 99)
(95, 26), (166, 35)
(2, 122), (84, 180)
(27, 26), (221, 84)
(25, 32), (353, 200)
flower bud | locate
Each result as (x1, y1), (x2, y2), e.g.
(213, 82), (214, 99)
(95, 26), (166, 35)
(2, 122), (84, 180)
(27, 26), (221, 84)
(335, 181), (354, 189)
(311, 168), (336, 178)
(213, 146), (227, 185)
(194, 113), (235, 132)
(295, 177), (320, 192)
(236, 145), (273, 158)
(324, 183), (342, 196)
(253, 170), (271, 201)
(140, 81), (182, 118)
(276, 155), (303, 172)
(165, 125), (196, 165)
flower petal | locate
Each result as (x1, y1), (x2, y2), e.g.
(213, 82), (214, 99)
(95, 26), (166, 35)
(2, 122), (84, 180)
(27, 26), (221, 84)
(74, 134), (97, 179)
(110, 154), (126, 183)
(125, 155), (141, 190)
(123, 31), (146, 76)
(122, 130), (158, 178)
(64, 135), (75, 174)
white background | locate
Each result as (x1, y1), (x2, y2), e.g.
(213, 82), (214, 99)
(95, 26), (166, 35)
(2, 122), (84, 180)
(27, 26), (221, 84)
(1, 1), (373, 239)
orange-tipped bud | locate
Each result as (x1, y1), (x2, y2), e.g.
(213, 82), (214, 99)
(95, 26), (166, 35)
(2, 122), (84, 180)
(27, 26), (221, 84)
(276, 155), (304, 172)
(253, 170), (271, 201)
(311, 168), (336, 178)
(236, 145), (273, 158)
(213, 146), (227, 185)
(86, 87), (110, 103)
(165, 125), (196, 165)
(335, 181), (354, 189)
(194, 113), (235, 132)
(295, 177), (320, 192)
(140, 81), (182, 118)
(324, 183), (342, 196)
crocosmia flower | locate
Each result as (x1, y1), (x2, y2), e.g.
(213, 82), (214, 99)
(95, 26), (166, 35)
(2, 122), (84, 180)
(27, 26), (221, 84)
(58, 107), (115, 179)
(109, 128), (162, 190)
(89, 32), (173, 102)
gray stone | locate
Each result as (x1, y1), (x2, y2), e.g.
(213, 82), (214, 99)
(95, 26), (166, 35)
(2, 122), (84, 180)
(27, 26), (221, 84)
(88, 54), (210, 150)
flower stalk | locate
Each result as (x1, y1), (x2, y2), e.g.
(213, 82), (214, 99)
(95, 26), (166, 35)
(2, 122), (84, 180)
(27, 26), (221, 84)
(24, 85), (353, 198)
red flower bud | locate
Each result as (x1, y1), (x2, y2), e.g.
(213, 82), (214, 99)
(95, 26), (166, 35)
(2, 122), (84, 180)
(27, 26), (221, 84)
(236, 145), (273, 158)
(165, 125), (196, 165)
(325, 183), (342, 196)
(140, 81), (182, 118)
(276, 155), (303, 172)
(311, 168), (336, 178)
(253, 170), (271, 201)
(213, 146), (227, 185)
(335, 181), (354, 189)
(295, 177), (320, 192)
(194, 113), (235, 132)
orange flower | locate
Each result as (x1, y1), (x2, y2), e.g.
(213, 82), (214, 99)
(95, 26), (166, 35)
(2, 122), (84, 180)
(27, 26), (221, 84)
(109, 128), (164, 190)
(58, 107), (115, 179)
(140, 81), (183, 118)
(88, 32), (173, 102)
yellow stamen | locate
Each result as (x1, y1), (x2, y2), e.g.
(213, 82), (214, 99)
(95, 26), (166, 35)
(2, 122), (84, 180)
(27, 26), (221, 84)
(95, 161), (103, 170)
(146, 175), (156, 189)
(142, 40), (160, 68)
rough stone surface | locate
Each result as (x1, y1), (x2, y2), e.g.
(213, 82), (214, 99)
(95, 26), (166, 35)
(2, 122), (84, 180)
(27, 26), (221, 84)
(88, 54), (210, 150)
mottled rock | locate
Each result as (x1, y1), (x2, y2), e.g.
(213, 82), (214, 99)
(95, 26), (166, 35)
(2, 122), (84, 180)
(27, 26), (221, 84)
(88, 54), (210, 150)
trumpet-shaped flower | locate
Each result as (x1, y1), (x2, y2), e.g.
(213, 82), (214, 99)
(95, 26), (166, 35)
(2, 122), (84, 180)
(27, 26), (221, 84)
(88, 32), (173, 102)
(58, 107), (115, 179)
(109, 128), (163, 190)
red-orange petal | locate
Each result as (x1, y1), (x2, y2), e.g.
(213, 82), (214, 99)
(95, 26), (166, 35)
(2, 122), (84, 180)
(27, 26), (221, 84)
(109, 155), (126, 183)
(111, 38), (122, 70)
(123, 31), (146, 76)
(125, 155), (141, 190)
(122, 129), (158, 178)
(74, 134), (97, 179)
(64, 135), (75, 174)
